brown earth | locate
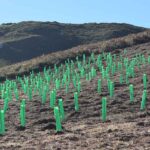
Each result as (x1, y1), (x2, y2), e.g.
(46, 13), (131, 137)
(1, 44), (150, 149)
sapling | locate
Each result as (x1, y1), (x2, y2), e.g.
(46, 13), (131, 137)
(55, 79), (60, 90)
(129, 84), (134, 103)
(77, 81), (81, 93)
(50, 90), (55, 108)
(97, 79), (102, 94)
(143, 74), (147, 89)
(91, 67), (96, 78)
(126, 72), (129, 84)
(0, 110), (5, 135)
(74, 92), (79, 111)
(140, 90), (147, 111)
(109, 81), (114, 97)
(58, 99), (65, 121)
(54, 107), (62, 132)
(101, 97), (107, 122)
(80, 68), (85, 78)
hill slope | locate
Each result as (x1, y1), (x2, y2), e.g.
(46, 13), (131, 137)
(1, 32), (150, 149)
(0, 21), (146, 66)
(0, 29), (150, 81)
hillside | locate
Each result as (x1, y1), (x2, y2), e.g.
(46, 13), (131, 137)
(0, 29), (150, 81)
(1, 31), (150, 149)
(0, 21), (146, 66)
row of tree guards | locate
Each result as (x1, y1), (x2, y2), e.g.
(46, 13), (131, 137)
(0, 50), (150, 135)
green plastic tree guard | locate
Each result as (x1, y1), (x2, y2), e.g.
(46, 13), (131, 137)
(58, 99), (65, 121)
(102, 97), (107, 122)
(0, 110), (5, 135)
(74, 92), (79, 111)
(54, 107), (62, 132)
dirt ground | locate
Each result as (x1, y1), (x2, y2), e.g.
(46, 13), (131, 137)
(1, 45), (150, 150)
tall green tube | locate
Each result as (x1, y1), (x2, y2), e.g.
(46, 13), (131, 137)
(54, 107), (62, 132)
(0, 110), (5, 135)
(140, 90), (147, 111)
(97, 79), (102, 94)
(110, 81), (114, 97)
(20, 101), (26, 127)
(129, 84), (134, 103)
(74, 92), (79, 111)
(101, 97), (107, 122)
(143, 74), (147, 89)
(58, 99), (65, 121)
